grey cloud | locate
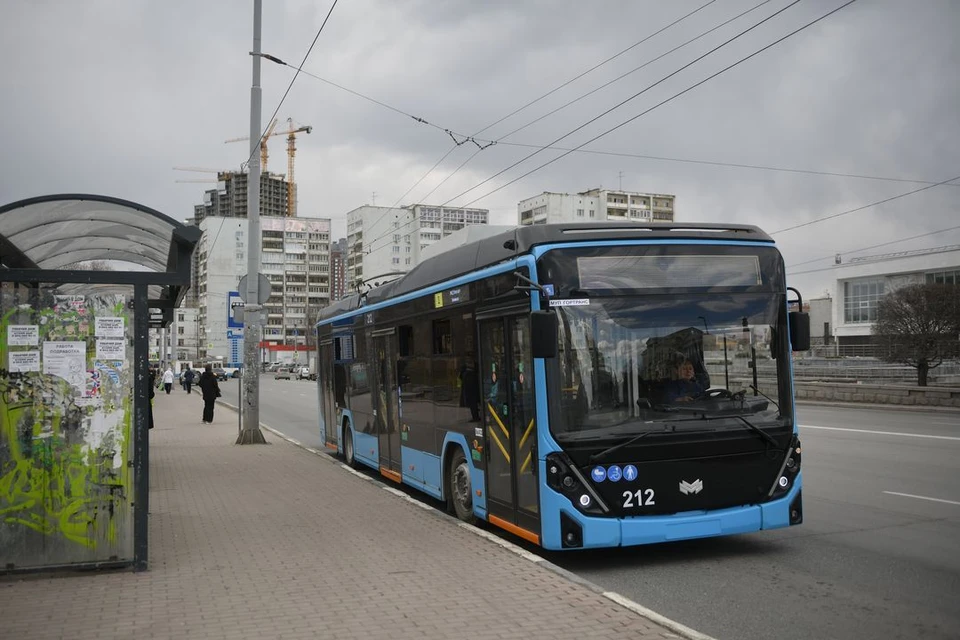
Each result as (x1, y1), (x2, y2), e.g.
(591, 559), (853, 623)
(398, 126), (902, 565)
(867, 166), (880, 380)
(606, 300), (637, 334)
(2, 0), (957, 302)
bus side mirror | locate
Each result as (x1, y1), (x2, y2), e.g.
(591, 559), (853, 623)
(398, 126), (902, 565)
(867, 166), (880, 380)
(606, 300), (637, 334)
(531, 311), (558, 359)
(789, 311), (810, 352)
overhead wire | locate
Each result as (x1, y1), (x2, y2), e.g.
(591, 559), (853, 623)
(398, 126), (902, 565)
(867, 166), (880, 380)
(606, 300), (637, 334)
(419, 0), (774, 203)
(367, 0), (801, 258)
(786, 224), (960, 269)
(358, 0), (724, 260)
(786, 235), (960, 277)
(264, 28), (950, 193)
(487, 143), (956, 187)
(243, 0), (341, 170)
(442, 0), (805, 208)
(452, 0), (859, 210)
(471, 0), (720, 138)
(209, 0), (340, 269)
(770, 173), (960, 234)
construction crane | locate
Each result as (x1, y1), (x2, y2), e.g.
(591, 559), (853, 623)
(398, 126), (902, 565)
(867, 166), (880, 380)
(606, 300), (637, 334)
(224, 119), (278, 171)
(225, 118), (312, 216)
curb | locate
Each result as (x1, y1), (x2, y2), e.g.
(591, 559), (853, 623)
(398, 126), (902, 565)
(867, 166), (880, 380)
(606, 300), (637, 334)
(797, 400), (960, 414)
(215, 399), (716, 640)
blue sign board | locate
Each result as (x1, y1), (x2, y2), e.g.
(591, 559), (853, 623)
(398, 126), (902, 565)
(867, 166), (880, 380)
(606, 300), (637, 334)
(227, 290), (244, 368)
(227, 290), (244, 329)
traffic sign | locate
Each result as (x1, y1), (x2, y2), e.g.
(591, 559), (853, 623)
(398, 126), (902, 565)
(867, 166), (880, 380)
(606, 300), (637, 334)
(237, 273), (271, 305)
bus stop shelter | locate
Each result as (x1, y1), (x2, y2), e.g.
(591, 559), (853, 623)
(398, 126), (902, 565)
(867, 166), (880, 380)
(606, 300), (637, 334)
(0, 194), (201, 573)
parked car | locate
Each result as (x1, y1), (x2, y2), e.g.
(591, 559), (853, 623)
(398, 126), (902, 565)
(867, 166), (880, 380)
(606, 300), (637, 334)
(274, 368), (292, 380)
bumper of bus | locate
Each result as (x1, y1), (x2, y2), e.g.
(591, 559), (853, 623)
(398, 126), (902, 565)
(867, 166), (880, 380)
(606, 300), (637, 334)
(539, 472), (803, 550)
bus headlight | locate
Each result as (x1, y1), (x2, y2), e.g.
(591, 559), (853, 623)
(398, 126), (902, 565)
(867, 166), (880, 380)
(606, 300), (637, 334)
(546, 452), (608, 515)
(771, 436), (801, 498)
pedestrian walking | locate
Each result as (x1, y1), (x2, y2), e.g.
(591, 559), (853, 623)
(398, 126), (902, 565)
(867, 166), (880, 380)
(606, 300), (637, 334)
(162, 366), (174, 395)
(183, 367), (195, 394)
(197, 364), (221, 424)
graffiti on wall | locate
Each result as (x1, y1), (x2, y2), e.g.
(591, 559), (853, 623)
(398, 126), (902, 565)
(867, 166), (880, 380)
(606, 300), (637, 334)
(0, 291), (133, 562)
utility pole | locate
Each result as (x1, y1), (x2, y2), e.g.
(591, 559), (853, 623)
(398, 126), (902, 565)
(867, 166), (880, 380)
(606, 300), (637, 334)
(239, 0), (267, 445)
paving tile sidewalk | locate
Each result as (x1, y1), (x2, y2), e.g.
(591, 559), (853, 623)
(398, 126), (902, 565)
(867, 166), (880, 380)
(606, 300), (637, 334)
(1, 392), (682, 640)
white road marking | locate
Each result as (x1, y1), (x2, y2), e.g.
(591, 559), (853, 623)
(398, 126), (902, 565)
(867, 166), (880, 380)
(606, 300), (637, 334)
(883, 491), (960, 506)
(382, 486), (434, 511)
(228, 403), (713, 640)
(603, 592), (719, 640)
(458, 523), (545, 564)
(803, 424), (960, 441)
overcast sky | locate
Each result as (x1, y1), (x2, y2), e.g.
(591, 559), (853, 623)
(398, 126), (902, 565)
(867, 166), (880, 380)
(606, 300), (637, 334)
(3, 0), (958, 296)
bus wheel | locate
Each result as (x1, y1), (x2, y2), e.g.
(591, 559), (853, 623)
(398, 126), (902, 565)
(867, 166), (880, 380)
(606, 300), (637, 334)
(449, 449), (476, 524)
(343, 426), (357, 468)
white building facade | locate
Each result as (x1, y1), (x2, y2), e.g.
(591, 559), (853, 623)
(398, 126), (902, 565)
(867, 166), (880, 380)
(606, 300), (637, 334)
(518, 189), (675, 225)
(171, 307), (200, 363)
(346, 204), (489, 286)
(195, 216), (332, 364)
(832, 245), (960, 351)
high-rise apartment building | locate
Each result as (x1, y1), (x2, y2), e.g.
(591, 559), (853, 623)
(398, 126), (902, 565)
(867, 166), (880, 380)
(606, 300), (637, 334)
(346, 204), (489, 286)
(518, 189), (675, 225)
(184, 170), (293, 310)
(191, 171), (291, 224)
(194, 216), (332, 364)
(331, 237), (347, 301)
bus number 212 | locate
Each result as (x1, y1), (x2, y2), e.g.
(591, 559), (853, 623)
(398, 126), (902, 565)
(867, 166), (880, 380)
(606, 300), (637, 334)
(622, 489), (655, 508)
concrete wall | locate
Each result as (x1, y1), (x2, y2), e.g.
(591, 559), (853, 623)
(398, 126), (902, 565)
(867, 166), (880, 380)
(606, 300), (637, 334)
(795, 382), (960, 408)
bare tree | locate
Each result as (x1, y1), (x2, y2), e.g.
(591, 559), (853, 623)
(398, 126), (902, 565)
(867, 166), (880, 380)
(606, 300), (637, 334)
(873, 283), (960, 386)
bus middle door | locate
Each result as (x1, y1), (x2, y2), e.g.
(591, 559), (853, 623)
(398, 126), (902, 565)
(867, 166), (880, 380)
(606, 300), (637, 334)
(371, 328), (402, 479)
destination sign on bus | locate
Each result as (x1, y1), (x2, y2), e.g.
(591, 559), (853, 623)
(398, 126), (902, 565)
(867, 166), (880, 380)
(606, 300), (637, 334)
(433, 286), (470, 309)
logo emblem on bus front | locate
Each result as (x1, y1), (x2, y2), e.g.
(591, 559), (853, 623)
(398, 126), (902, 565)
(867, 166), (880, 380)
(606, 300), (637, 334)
(679, 479), (703, 495)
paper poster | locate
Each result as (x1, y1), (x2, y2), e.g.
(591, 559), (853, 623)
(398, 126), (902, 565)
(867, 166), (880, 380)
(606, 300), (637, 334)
(96, 338), (125, 360)
(95, 317), (125, 338)
(42, 341), (87, 390)
(83, 369), (102, 398)
(7, 325), (39, 346)
(9, 350), (40, 372)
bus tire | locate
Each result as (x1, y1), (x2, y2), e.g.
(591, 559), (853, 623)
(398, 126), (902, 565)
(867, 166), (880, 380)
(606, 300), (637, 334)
(448, 448), (476, 524)
(343, 423), (358, 469)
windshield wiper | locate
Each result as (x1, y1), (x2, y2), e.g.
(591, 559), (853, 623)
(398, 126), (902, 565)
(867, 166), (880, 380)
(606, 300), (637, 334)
(732, 414), (779, 448)
(588, 425), (675, 464)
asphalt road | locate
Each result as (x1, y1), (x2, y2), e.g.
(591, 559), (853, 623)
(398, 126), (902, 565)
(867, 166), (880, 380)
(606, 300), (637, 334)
(222, 378), (960, 640)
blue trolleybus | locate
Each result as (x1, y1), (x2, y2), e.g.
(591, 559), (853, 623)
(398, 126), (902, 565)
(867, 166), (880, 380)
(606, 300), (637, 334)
(315, 223), (810, 549)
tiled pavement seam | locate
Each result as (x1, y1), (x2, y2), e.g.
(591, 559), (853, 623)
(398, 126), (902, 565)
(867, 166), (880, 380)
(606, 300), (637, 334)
(217, 398), (715, 640)
(0, 392), (701, 640)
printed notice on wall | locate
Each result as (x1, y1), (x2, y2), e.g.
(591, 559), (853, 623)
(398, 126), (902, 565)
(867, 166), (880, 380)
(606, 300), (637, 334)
(42, 341), (87, 390)
(9, 350), (40, 372)
(96, 338), (125, 361)
(7, 325), (39, 346)
(95, 317), (125, 338)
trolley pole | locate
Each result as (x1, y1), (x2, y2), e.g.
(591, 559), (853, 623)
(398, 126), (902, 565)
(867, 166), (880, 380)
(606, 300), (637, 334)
(238, 0), (267, 444)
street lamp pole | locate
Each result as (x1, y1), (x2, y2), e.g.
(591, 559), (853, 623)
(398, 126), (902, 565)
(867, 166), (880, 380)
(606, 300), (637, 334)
(238, 0), (266, 445)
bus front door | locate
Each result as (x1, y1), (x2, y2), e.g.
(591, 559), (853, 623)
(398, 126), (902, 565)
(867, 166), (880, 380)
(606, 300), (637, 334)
(479, 315), (540, 541)
(372, 330), (402, 478)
